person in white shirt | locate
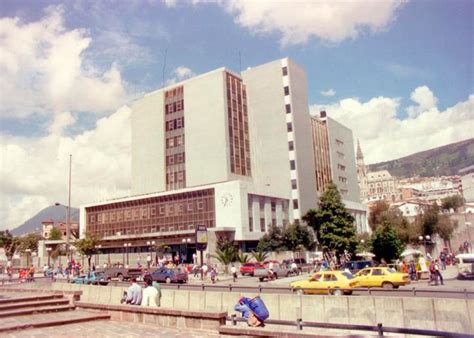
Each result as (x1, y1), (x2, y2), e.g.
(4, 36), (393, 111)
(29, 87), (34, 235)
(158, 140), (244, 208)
(141, 277), (158, 307)
(231, 264), (238, 282)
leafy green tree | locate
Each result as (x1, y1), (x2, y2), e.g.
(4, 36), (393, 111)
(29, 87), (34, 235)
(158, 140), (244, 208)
(48, 227), (63, 240)
(307, 182), (358, 261)
(419, 203), (440, 236)
(371, 221), (405, 263)
(436, 215), (457, 247)
(368, 200), (390, 232)
(236, 252), (251, 264)
(212, 247), (237, 273)
(283, 223), (314, 251)
(17, 233), (43, 254)
(0, 230), (19, 261)
(251, 250), (269, 263)
(355, 232), (371, 253)
(302, 209), (321, 243)
(380, 208), (411, 244)
(257, 225), (286, 252)
(441, 195), (464, 212)
(75, 232), (101, 269)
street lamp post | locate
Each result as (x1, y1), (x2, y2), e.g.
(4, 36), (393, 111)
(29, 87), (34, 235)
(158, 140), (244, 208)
(418, 235), (431, 256)
(124, 243), (131, 266)
(146, 241), (155, 267)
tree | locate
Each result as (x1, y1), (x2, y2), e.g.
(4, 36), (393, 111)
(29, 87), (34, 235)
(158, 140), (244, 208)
(419, 203), (440, 236)
(257, 225), (286, 252)
(302, 209), (321, 243)
(74, 232), (101, 269)
(236, 252), (251, 264)
(282, 223), (314, 251)
(368, 200), (390, 232)
(371, 221), (405, 263)
(441, 195), (464, 212)
(212, 247), (236, 273)
(16, 233), (43, 254)
(436, 215), (457, 248)
(379, 208), (411, 244)
(251, 250), (269, 263)
(307, 182), (358, 261)
(0, 230), (19, 261)
(48, 228), (63, 240)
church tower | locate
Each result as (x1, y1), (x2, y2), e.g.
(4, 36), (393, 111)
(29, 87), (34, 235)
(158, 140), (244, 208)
(356, 139), (368, 202)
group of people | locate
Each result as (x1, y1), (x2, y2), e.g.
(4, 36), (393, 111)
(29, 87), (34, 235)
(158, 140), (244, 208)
(121, 276), (162, 307)
(42, 259), (83, 280)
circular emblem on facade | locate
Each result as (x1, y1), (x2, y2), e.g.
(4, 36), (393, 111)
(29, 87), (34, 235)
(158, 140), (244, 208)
(221, 193), (233, 207)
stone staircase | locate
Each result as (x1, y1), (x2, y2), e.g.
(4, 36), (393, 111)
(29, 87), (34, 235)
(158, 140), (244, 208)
(0, 293), (110, 333)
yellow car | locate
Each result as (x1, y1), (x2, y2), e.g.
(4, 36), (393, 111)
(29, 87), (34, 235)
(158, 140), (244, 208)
(290, 271), (358, 296)
(354, 267), (410, 289)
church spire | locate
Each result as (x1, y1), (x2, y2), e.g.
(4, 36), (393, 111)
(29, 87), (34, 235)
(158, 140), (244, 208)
(356, 138), (364, 161)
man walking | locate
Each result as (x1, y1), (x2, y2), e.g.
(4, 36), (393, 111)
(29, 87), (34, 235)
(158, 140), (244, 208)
(231, 264), (238, 283)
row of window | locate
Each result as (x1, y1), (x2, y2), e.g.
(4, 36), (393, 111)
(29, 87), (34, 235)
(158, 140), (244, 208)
(165, 86), (183, 98)
(165, 100), (184, 114)
(166, 171), (186, 184)
(337, 164), (346, 171)
(339, 176), (347, 183)
(165, 117), (185, 131)
(166, 153), (185, 165)
(166, 135), (184, 149)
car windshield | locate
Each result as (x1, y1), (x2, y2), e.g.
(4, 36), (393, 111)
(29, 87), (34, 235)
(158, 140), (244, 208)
(342, 272), (355, 279)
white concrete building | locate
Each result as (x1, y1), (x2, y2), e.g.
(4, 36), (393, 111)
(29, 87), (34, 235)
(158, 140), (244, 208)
(80, 58), (365, 259)
(460, 165), (474, 203)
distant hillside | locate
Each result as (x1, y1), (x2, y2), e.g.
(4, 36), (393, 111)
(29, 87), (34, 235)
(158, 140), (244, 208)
(368, 138), (474, 178)
(10, 205), (79, 236)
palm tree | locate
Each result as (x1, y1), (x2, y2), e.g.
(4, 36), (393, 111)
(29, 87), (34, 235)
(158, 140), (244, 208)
(212, 247), (236, 273)
(251, 250), (269, 263)
(237, 252), (251, 264)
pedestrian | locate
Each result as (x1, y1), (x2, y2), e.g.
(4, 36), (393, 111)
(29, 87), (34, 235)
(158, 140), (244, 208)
(27, 264), (35, 282)
(192, 253), (197, 265)
(192, 263), (199, 278)
(125, 278), (143, 305)
(141, 277), (159, 307)
(435, 260), (444, 285)
(201, 263), (208, 280)
(439, 251), (447, 270)
(231, 264), (237, 283)
(401, 261), (408, 274)
(408, 261), (417, 281)
(428, 261), (437, 285)
(43, 264), (49, 277)
(210, 268), (217, 284)
(147, 254), (152, 268)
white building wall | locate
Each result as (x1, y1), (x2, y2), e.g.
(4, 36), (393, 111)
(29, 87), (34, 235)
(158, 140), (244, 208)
(184, 69), (231, 188)
(131, 91), (165, 195)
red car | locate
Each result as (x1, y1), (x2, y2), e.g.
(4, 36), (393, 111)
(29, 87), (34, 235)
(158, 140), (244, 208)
(240, 263), (263, 276)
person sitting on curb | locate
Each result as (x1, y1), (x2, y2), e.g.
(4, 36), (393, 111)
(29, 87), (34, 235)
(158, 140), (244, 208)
(234, 297), (264, 327)
(141, 276), (158, 307)
(125, 277), (142, 305)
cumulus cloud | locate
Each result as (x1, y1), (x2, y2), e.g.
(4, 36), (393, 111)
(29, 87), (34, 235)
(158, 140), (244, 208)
(321, 89), (336, 97)
(311, 86), (474, 164)
(166, 66), (196, 85)
(0, 6), (127, 118)
(219, 0), (407, 45)
(0, 106), (132, 230)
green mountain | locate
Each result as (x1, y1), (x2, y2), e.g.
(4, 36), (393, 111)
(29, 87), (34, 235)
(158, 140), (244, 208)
(368, 138), (474, 178)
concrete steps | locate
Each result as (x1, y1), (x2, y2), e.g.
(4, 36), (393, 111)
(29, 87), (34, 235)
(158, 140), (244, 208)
(0, 293), (110, 333)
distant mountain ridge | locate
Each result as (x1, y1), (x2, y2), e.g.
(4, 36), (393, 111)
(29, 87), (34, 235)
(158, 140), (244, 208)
(10, 205), (79, 236)
(368, 138), (474, 178)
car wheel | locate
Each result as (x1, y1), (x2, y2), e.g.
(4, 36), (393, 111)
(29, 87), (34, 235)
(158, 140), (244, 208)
(286, 272), (291, 277)
(344, 291), (353, 295)
(295, 288), (304, 295)
(165, 277), (171, 284)
(332, 288), (343, 296)
(394, 285), (400, 289)
(382, 282), (394, 289)
(274, 274), (278, 280)
(259, 277), (264, 282)
(117, 274), (124, 282)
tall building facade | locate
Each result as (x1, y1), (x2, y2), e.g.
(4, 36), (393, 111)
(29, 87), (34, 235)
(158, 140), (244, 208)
(80, 58), (365, 259)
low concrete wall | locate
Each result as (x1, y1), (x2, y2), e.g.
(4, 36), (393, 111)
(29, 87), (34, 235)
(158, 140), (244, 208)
(54, 283), (474, 335)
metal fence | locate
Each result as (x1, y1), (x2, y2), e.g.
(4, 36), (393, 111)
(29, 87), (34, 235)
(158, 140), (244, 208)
(226, 315), (469, 337)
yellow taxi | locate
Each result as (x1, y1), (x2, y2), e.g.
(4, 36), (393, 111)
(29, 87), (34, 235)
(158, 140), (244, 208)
(354, 267), (410, 289)
(290, 271), (358, 296)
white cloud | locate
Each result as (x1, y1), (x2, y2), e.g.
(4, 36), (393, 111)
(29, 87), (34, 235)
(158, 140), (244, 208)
(219, 0), (407, 45)
(0, 106), (132, 230)
(311, 86), (474, 164)
(320, 89), (336, 97)
(0, 6), (127, 118)
(166, 66), (196, 85)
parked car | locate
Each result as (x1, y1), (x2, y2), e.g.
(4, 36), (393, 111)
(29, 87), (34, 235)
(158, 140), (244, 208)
(70, 271), (109, 285)
(290, 271), (358, 296)
(145, 267), (188, 284)
(99, 267), (143, 282)
(354, 267), (410, 288)
(240, 262), (263, 276)
(341, 260), (374, 274)
(254, 263), (291, 281)
(456, 254), (474, 280)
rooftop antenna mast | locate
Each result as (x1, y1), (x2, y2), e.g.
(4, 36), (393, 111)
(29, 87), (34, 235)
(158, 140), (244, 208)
(162, 49), (167, 88)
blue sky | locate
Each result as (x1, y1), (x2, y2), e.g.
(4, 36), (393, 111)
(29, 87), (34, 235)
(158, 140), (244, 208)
(0, 0), (473, 229)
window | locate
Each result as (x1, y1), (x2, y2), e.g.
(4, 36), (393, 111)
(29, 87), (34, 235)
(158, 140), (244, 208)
(288, 141), (294, 151)
(177, 171), (184, 182)
(338, 176), (347, 183)
(290, 160), (296, 170)
(335, 139), (344, 147)
(284, 86), (290, 96)
(287, 122), (293, 132)
(249, 217), (253, 232)
(260, 218), (265, 232)
(168, 138), (175, 148)
(372, 269), (384, 276)
(176, 153), (184, 163)
(282, 66), (288, 76)
(176, 118), (182, 128)
(286, 104), (291, 114)
(337, 151), (345, 159)
(176, 135), (183, 146)
(291, 179), (297, 190)
(338, 164), (346, 171)
(293, 199), (299, 210)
